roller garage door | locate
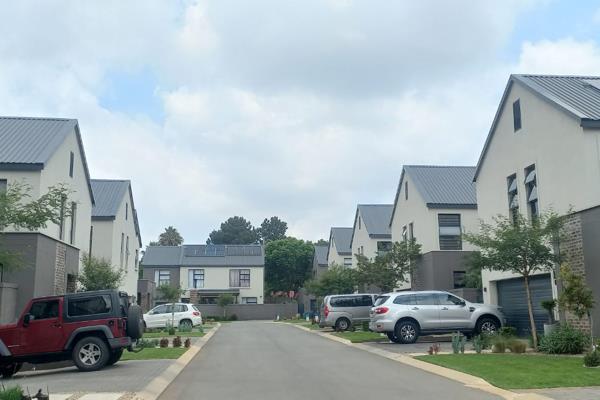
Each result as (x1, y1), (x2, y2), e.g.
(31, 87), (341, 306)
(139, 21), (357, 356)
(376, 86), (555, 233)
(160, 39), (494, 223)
(496, 274), (553, 336)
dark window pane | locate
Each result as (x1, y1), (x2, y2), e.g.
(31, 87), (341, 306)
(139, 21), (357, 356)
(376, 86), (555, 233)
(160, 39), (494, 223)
(415, 293), (437, 305)
(68, 295), (112, 317)
(513, 99), (522, 131)
(437, 293), (464, 305)
(453, 271), (466, 289)
(29, 300), (59, 320)
(393, 295), (415, 305)
(374, 296), (389, 306)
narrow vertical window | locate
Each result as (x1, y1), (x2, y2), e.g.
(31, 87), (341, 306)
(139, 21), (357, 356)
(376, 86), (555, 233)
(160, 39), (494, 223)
(358, 216), (361, 230)
(405, 181), (408, 200)
(513, 99), (522, 131)
(134, 249), (139, 271)
(89, 226), (94, 257)
(120, 233), (125, 268)
(69, 202), (77, 245)
(125, 236), (130, 268)
(507, 174), (519, 224)
(126, 203), (128, 220)
(409, 222), (414, 240)
(525, 165), (538, 219)
(69, 151), (74, 178)
(402, 225), (407, 242)
(59, 195), (66, 240)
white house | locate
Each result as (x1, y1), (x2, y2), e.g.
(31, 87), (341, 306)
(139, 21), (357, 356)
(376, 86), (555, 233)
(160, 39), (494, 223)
(90, 179), (142, 297)
(141, 244), (265, 305)
(326, 227), (353, 267)
(0, 116), (94, 321)
(474, 74), (600, 335)
(389, 165), (480, 297)
(350, 204), (393, 268)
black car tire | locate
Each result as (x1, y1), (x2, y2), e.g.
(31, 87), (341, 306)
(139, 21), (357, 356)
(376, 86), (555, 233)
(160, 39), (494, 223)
(127, 304), (144, 340)
(73, 336), (110, 372)
(107, 349), (124, 366)
(394, 320), (419, 344)
(0, 363), (22, 378)
(476, 317), (500, 335)
(335, 317), (351, 332)
(386, 332), (402, 343)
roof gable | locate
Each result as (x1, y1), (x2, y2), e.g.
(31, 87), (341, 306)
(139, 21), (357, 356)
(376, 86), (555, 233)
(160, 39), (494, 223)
(314, 245), (328, 265)
(142, 244), (265, 267)
(329, 227), (352, 256)
(350, 204), (393, 248)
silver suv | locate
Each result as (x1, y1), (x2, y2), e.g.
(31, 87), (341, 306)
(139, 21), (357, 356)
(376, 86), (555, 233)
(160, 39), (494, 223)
(369, 291), (505, 344)
(319, 294), (377, 331)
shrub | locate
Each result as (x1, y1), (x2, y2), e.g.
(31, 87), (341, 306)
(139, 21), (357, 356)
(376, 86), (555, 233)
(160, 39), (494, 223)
(451, 332), (461, 354)
(159, 338), (169, 348)
(138, 338), (159, 348)
(498, 326), (517, 338)
(179, 323), (192, 333)
(507, 339), (527, 354)
(584, 350), (600, 367)
(0, 386), (23, 400)
(172, 336), (182, 348)
(184, 338), (192, 348)
(491, 336), (507, 353)
(538, 324), (589, 354)
(361, 321), (370, 332)
(472, 335), (484, 354)
(168, 326), (176, 336)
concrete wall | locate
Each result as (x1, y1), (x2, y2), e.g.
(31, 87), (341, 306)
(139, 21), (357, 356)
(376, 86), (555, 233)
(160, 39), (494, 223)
(0, 283), (18, 324)
(411, 251), (476, 292)
(196, 303), (298, 321)
(582, 207), (600, 336)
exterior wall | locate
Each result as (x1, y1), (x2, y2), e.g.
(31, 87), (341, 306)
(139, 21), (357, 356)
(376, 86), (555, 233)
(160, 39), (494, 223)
(478, 81), (600, 304)
(142, 266), (181, 293)
(412, 251), (476, 293)
(350, 209), (386, 268)
(327, 239), (350, 267)
(137, 279), (156, 312)
(195, 303), (298, 320)
(180, 266), (264, 304)
(0, 283), (18, 324)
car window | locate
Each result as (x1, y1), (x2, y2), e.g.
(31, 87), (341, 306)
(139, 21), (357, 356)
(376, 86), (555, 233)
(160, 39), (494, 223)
(415, 293), (437, 305)
(153, 305), (168, 314)
(393, 294), (415, 305)
(192, 305), (200, 312)
(68, 295), (112, 317)
(437, 293), (464, 306)
(330, 296), (353, 307)
(29, 300), (59, 320)
(355, 295), (373, 307)
(174, 305), (187, 312)
(374, 296), (389, 306)
(164, 305), (174, 314)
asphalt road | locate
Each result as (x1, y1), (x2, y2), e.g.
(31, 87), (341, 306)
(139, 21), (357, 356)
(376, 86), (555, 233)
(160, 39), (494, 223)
(159, 321), (501, 400)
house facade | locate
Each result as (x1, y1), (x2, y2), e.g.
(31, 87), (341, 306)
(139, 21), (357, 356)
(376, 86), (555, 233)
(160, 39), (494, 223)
(0, 117), (94, 321)
(475, 74), (600, 335)
(141, 244), (265, 305)
(326, 227), (353, 267)
(90, 179), (142, 297)
(390, 165), (479, 297)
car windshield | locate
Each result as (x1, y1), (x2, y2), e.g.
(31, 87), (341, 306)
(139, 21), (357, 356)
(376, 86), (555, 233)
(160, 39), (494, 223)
(374, 296), (389, 306)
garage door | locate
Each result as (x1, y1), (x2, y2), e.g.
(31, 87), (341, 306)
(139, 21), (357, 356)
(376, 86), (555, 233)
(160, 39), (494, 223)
(496, 274), (553, 336)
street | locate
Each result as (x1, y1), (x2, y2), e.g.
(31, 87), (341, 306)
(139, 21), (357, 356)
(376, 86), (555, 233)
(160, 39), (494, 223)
(159, 321), (501, 399)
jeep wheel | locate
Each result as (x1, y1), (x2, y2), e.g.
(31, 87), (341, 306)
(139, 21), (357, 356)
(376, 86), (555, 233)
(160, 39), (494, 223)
(335, 317), (351, 332)
(73, 336), (110, 372)
(394, 320), (419, 344)
(127, 304), (144, 340)
(107, 349), (124, 366)
(386, 332), (402, 343)
(0, 363), (22, 378)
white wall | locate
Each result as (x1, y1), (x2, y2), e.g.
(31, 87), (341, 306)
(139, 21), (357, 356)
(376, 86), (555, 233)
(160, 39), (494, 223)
(180, 266), (265, 304)
(351, 209), (379, 268)
(327, 238), (351, 267)
(476, 80), (600, 303)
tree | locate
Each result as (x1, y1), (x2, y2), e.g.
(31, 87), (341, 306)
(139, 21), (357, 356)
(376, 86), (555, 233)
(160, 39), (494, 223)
(265, 238), (314, 293)
(305, 265), (357, 297)
(355, 239), (421, 293)
(559, 264), (595, 344)
(150, 226), (184, 246)
(157, 284), (185, 328)
(464, 211), (564, 349)
(258, 216), (287, 243)
(313, 239), (329, 246)
(77, 254), (123, 291)
(0, 182), (72, 279)
(217, 293), (235, 318)
(207, 216), (259, 244)
(463, 252), (485, 289)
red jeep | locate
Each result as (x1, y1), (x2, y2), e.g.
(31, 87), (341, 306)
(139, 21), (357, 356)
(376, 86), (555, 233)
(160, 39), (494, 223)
(0, 290), (143, 378)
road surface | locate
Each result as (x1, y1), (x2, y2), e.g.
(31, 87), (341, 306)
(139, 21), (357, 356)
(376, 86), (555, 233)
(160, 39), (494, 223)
(159, 321), (500, 399)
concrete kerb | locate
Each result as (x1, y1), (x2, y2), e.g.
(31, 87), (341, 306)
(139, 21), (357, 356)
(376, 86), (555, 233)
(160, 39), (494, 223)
(133, 323), (221, 400)
(284, 323), (553, 400)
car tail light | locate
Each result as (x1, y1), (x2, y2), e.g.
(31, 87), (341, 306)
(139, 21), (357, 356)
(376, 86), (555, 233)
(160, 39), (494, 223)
(324, 305), (329, 317)
(374, 306), (389, 315)
(193, 311), (200, 317)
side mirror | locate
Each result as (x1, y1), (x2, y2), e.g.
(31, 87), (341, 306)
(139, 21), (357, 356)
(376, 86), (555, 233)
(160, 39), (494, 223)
(23, 314), (32, 327)
(459, 301), (467, 307)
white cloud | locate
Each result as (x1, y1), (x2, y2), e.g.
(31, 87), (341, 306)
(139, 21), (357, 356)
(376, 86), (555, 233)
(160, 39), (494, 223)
(517, 38), (600, 75)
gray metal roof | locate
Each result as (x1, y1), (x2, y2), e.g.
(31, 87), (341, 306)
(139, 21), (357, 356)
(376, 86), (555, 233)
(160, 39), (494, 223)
(141, 244), (265, 267)
(0, 116), (95, 204)
(351, 205), (393, 249)
(404, 165), (477, 208)
(329, 227), (353, 255)
(314, 245), (328, 266)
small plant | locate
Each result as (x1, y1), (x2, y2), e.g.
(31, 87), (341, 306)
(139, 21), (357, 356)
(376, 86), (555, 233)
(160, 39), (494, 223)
(167, 325), (176, 336)
(361, 321), (370, 332)
(539, 324), (589, 354)
(427, 343), (440, 355)
(184, 338), (192, 348)
(172, 336), (182, 348)
(179, 323), (192, 333)
(498, 326), (517, 338)
(541, 299), (557, 324)
(138, 338), (159, 348)
(472, 335), (484, 354)
(0, 386), (24, 400)
(159, 338), (169, 348)
(584, 349), (600, 367)
(507, 339), (527, 354)
(451, 332), (461, 354)
(460, 335), (466, 354)
(491, 336), (507, 353)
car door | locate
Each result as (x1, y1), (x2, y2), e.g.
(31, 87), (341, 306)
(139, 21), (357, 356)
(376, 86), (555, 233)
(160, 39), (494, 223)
(437, 293), (472, 329)
(19, 299), (65, 355)
(146, 305), (166, 328)
(354, 295), (374, 322)
(413, 293), (440, 330)
(173, 304), (187, 325)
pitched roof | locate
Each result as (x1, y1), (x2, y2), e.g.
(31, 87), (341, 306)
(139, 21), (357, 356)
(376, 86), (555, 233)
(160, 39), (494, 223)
(0, 116), (95, 204)
(314, 245), (328, 266)
(349, 205), (393, 248)
(475, 74), (600, 180)
(329, 227), (353, 256)
(91, 179), (142, 246)
(141, 244), (265, 267)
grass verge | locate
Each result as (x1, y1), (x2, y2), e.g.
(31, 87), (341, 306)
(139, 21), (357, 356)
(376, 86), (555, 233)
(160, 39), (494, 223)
(143, 331), (205, 339)
(282, 320), (322, 330)
(122, 347), (188, 361)
(415, 354), (600, 389)
(333, 331), (387, 343)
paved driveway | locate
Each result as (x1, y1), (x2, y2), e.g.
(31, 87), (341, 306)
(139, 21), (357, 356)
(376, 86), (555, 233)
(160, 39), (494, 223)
(159, 321), (500, 400)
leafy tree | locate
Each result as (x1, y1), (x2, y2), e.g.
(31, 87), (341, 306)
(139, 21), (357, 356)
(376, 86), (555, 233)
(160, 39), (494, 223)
(305, 264), (357, 296)
(464, 211), (564, 349)
(157, 284), (185, 328)
(77, 254), (124, 291)
(355, 239), (421, 293)
(313, 239), (329, 246)
(463, 252), (485, 289)
(207, 216), (259, 244)
(0, 182), (72, 278)
(265, 238), (314, 293)
(258, 216), (287, 243)
(559, 264), (595, 344)
(150, 226), (184, 246)
(217, 293), (235, 318)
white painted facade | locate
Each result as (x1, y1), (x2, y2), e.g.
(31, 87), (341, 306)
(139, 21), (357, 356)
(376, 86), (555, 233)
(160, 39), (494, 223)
(326, 236), (352, 267)
(476, 79), (600, 304)
(350, 208), (392, 269)
(180, 266), (265, 304)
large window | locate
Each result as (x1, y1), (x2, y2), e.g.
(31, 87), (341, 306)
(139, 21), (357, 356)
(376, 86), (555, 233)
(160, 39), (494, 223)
(188, 269), (205, 289)
(524, 164), (538, 219)
(156, 270), (171, 286)
(230, 269), (250, 288)
(377, 241), (392, 254)
(513, 99), (522, 131)
(438, 214), (462, 250)
(453, 271), (466, 289)
(507, 174), (519, 223)
(68, 295), (112, 317)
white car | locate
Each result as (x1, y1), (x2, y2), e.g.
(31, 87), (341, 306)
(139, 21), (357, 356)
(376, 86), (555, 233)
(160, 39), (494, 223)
(143, 303), (203, 329)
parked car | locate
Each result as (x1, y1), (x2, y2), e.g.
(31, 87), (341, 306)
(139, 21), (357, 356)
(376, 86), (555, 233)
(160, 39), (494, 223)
(0, 290), (143, 377)
(369, 291), (506, 344)
(143, 303), (202, 330)
(319, 294), (377, 331)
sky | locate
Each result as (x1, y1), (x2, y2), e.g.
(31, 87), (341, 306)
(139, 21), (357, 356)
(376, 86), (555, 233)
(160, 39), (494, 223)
(3, 0), (600, 244)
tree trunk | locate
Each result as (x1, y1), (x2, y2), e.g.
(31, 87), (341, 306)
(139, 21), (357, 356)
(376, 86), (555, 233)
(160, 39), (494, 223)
(523, 275), (538, 349)
(172, 310), (175, 330)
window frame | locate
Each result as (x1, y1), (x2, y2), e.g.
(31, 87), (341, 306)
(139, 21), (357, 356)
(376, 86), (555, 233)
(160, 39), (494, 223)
(189, 269), (205, 289)
(156, 270), (171, 287)
(67, 295), (112, 318)
(28, 300), (60, 321)
(524, 164), (539, 220)
(229, 269), (251, 288)
(69, 202), (77, 245)
(453, 271), (466, 289)
(69, 151), (74, 178)
(438, 214), (462, 251)
(513, 99), (522, 131)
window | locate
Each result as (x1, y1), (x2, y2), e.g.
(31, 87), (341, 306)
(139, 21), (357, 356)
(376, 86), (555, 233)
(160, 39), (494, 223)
(230, 269), (250, 287)
(377, 241), (392, 254)
(393, 294), (416, 305)
(405, 181), (408, 200)
(69, 202), (77, 245)
(135, 249), (139, 271)
(524, 164), (538, 219)
(125, 236), (130, 269)
(59, 195), (66, 241)
(374, 296), (390, 306)
(125, 203), (129, 220)
(453, 271), (466, 289)
(155, 270), (170, 286)
(355, 295), (374, 307)
(29, 300), (59, 320)
(358, 216), (362, 230)
(69, 151), (74, 177)
(188, 269), (205, 289)
(513, 99), (522, 131)
(507, 174), (519, 223)
(174, 304), (187, 313)
(152, 305), (168, 314)
(436, 293), (464, 306)
(438, 214), (462, 250)
(120, 233), (125, 268)
(360, 246), (364, 255)
(408, 223), (414, 240)
(89, 226), (94, 257)
(0, 179), (7, 193)
(330, 296), (354, 307)
(415, 293), (437, 305)
(343, 257), (352, 267)
(243, 297), (258, 304)
(402, 225), (407, 242)
(68, 295), (112, 317)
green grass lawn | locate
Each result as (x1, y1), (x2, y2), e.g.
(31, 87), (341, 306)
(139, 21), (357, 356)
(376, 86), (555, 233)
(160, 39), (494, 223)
(122, 347), (188, 361)
(143, 331), (205, 339)
(333, 331), (387, 343)
(415, 354), (600, 389)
